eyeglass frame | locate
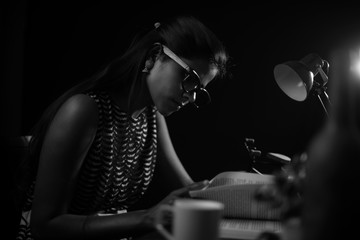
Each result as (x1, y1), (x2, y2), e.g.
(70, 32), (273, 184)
(161, 44), (211, 108)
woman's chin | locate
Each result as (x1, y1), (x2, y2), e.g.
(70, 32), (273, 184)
(157, 105), (179, 117)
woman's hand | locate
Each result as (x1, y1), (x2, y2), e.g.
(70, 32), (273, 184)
(159, 180), (210, 205)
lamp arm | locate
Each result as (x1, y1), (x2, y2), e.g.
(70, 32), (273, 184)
(316, 65), (331, 117)
(318, 67), (329, 86)
(317, 93), (330, 117)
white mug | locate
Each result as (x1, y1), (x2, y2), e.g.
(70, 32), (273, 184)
(155, 198), (224, 240)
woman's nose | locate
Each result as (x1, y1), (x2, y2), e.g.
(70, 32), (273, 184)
(182, 91), (196, 104)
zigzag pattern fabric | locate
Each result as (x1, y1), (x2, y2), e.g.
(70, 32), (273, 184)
(70, 91), (158, 214)
(16, 91), (158, 240)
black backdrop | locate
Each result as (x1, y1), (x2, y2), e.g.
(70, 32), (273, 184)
(15, 1), (360, 179)
(4, 0), (360, 237)
(5, 0), (360, 180)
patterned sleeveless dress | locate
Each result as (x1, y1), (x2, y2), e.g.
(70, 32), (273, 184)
(16, 91), (158, 240)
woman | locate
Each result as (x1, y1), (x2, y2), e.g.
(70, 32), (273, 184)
(15, 15), (229, 240)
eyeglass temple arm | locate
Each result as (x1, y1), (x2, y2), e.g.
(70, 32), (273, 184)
(162, 45), (191, 72)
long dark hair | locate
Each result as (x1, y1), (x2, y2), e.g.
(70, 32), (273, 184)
(14, 14), (228, 208)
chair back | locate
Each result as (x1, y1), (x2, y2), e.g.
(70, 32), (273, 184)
(4, 135), (32, 239)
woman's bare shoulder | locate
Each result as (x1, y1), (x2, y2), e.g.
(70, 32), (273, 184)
(53, 93), (99, 130)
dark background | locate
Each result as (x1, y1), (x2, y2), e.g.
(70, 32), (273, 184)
(3, 1), (360, 235)
(4, 1), (360, 177)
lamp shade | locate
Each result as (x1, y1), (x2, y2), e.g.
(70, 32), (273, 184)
(273, 53), (324, 101)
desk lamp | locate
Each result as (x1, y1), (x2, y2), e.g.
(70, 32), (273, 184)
(273, 53), (331, 116)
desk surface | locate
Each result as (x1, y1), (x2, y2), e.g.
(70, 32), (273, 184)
(133, 231), (243, 240)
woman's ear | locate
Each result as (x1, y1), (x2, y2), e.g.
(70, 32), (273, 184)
(150, 42), (163, 60)
(142, 58), (155, 73)
(142, 43), (163, 73)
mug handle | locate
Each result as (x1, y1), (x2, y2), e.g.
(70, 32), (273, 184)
(154, 205), (175, 240)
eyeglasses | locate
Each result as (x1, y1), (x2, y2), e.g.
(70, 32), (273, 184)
(162, 45), (211, 108)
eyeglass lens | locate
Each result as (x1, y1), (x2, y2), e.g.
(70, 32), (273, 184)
(182, 71), (211, 107)
(182, 71), (200, 92)
(194, 89), (211, 107)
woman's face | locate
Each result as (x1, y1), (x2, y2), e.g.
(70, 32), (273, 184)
(147, 54), (218, 116)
